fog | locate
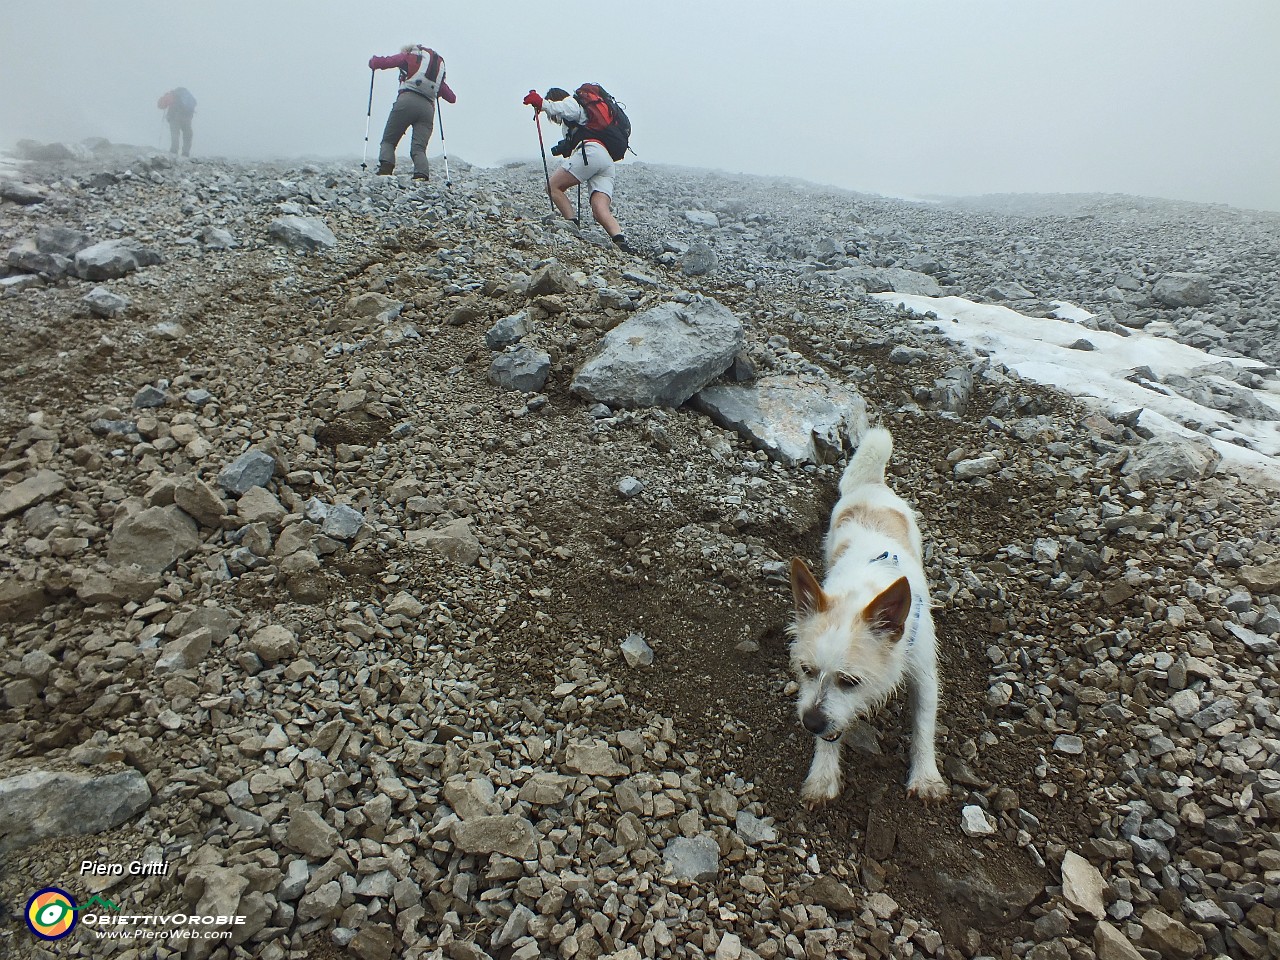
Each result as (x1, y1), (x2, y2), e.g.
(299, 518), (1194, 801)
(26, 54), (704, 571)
(2, 0), (1277, 211)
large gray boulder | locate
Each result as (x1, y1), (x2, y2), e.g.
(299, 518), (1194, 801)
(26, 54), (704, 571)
(489, 346), (551, 393)
(680, 241), (718, 276)
(692, 375), (868, 465)
(1122, 434), (1221, 483)
(73, 238), (163, 280)
(7, 240), (72, 278)
(268, 216), (336, 252)
(485, 311), (531, 350)
(882, 267), (943, 296)
(571, 298), (744, 408)
(1151, 272), (1211, 307)
(0, 768), (152, 854)
(833, 264), (941, 297)
(108, 505), (200, 573)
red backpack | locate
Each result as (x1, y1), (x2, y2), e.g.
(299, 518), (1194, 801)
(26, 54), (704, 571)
(572, 84), (631, 161)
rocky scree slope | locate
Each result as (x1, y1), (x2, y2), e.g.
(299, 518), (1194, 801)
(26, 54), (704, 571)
(0, 149), (1278, 960)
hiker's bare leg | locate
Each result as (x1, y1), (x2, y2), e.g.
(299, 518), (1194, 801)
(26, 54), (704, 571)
(590, 191), (620, 236)
(547, 168), (579, 221)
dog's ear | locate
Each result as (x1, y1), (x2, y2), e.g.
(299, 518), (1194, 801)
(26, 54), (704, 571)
(864, 576), (912, 639)
(790, 557), (829, 617)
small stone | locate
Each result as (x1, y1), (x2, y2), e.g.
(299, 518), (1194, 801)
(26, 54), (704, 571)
(218, 449), (276, 495)
(132, 385), (168, 409)
(620, 632), (653, 667)
(662, 835), (720, 882)
(1054, 734), (1085, 755)
(564, 741), (629, 777)
(284, 809), (341, 860)
(618, 476), (645, 498)
(384, 591), (424, 617)
(321, 504), (364, 540)
(248, 625), (298, 663)
(802, 876), (858, 913)
(960, 805), (996, 837)
(735, 811), (777, 845)
(82, 286), (130, 317)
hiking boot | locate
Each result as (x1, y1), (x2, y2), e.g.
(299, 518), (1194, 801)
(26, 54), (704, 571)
(412, 172), (430, 181)
(611, 233), (638, 255)
(376, 163), (394, 176)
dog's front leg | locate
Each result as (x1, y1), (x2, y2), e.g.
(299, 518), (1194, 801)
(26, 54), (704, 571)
(906, 667), (947, 800)
(801, 736), (843, 807)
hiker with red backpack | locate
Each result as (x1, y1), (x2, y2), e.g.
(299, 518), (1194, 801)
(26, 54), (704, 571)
(522, 85), (636, 254)
(157, 88), (196, 157)
(368, 44), (457, 179)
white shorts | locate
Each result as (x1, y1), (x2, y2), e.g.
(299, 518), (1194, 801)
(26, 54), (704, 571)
(561, 140), (615, 199)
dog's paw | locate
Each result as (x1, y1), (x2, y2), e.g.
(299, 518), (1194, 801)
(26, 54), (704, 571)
(801, 775), (841, 809)
(907, 775), (949, 802)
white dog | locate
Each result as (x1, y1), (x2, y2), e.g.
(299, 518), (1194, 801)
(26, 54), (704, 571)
(788, 427), (947, 805)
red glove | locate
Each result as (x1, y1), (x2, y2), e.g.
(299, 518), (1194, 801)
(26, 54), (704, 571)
(522, 90), (543, 110)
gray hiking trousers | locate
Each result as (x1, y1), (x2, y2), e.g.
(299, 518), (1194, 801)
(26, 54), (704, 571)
(379, 91), (435, 175)
(168, 114), (193, 157)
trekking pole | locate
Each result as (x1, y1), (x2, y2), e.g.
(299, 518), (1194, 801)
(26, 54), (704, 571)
(576, 183), (582, 225)
(436, 98), (452, 187)
(360, 69), (374, 171)
(532, 110), (556, 214)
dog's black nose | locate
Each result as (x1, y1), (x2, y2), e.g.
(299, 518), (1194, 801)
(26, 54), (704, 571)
(802, 708), (828, 736)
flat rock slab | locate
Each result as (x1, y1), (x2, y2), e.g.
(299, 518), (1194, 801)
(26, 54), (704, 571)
(0, 180), (49, 205)
(451, 815), (537, 860)
(692, 374), (868, 465)
(73, 238), (162, 280)
(1061, 850), (1106, 919)
(0, 470), (65, 519)
(833, 263), (941, 296)
(572, 298), (744, 408)
(268, 215), (337, 252)
(0, 768), (151, 854)
(663, 835), (720, 882)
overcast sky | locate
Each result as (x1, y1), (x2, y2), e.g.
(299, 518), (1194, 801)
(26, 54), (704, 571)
(2, 1), (1277, 211)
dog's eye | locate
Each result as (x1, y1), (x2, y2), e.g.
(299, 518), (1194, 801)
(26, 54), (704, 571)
(836, 674), (861, 691)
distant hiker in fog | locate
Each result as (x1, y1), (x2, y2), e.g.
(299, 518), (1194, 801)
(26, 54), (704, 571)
(369, 44), (456, 179)
(522, 85), (635, 254)
(157, 87), (196, 157)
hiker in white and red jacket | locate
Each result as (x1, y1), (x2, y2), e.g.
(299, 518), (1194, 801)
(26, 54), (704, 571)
(369, 45), (457, 179)
(157, 87), (196, 157)
(523, 86), (636, 254)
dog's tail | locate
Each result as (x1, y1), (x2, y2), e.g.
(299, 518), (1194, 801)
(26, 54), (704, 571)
(840, 427), (893, 495)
